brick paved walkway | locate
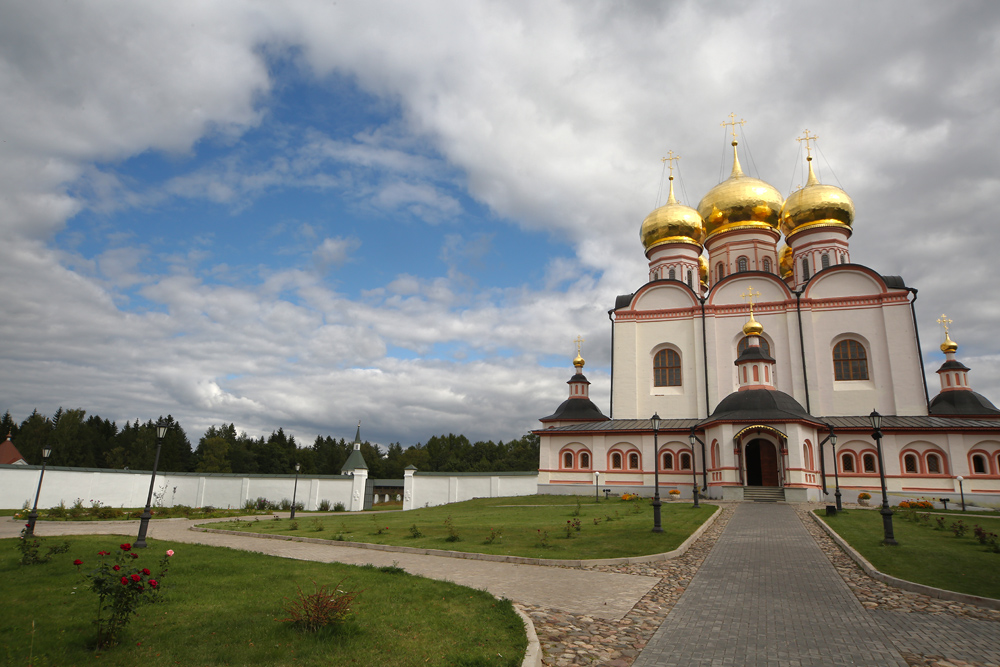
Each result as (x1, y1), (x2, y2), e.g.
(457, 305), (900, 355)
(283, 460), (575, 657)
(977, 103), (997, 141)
(632, 503), (908, 667)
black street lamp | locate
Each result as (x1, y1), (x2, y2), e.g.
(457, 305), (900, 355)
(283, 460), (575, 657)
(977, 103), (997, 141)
(594, 470), (599, 502)
(650, 413), (662, 533)
(868, 410), (897, 546)
(829, 429), (842, 512)
(956, 475), (966, 511)
(25, 444), (53, 537)
(290, 463), (301, 519)
(135, 419), (169, 549)
(688, 429), (701, 509)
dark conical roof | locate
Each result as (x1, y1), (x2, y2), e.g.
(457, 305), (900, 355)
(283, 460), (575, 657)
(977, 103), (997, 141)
(541, 397), (608, 422)
(703, 388), (821, 425)
(929, 391), (1000, 417)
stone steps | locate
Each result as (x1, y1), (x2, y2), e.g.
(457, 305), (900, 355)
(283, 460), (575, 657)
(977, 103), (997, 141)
(743, 486), (785, 502)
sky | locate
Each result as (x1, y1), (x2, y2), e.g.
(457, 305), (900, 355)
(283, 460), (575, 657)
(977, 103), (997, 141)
(1, 1), (999, 449)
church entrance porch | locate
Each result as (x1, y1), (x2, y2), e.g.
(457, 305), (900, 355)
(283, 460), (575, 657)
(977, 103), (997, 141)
(744, 438), (780, 487)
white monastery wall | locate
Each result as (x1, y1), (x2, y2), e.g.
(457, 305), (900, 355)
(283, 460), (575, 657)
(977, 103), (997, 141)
(401, 470), (538, 510)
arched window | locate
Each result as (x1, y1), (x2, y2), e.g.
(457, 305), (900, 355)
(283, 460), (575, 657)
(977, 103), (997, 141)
(668, 267), (676, 280)
(662, 452), (673, 470)
(737, 336), (771, 357)
(762, 258), (772, 273)
(579, 452), (590, 469)
(686, 270), (693, 287)
(652, 270), (659, 281)
(716, 263), (725, 282)
(840, 254), (847, 264)
(653, 349), (682, 387)
(821, 253), (830, 269)
(628, 452), (640, 469)
(803, 443), (814, 471)
(611, 452), (622, 469)
(737, 256), (749, 272)
(863, 454), (876, 473)
(926, 453), (941, 474)
(802, 258), (810, 280)
(833, 339), (869, 381)
(973, 454), (987, 474)
(712, 442), (720, 468)
(841, 453), (854, 472)
(904, 454), (918, 473)
(680, 452), (692, 470)
(563, 452), (574, 469)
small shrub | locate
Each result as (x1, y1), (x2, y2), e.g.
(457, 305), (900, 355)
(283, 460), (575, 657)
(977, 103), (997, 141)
(47, 501), (68, 519)
(593, 517), (601, 525)
(563, 521), (574, 539)
(17, 528), (69, 565)
(621, 493), (640, 502)
(244, 499), (257, 511)
(334, 533), (346, 542)
(279, 580), (361, 633)
(974, 525), (990, 545)
(898, 500), (933, 510)
(408, 524), (423, 539)
(289, 521), (299, 531)
(444, 516), (460, 542)
(333, 502), (345, 512)
(97, 506), (123, 520)
(918, 513), (931, 525)
(310, 519), (324, 532)
(950, 520), (967, 538)
(935, 516), (946, 530)
(318, 499), (331, 512)
(69, 498), (85, 519)
(572, 498), (582, 517)
(253, 497), (275, 511)
(279, 499), (292, 511)
(484, 527), (502, 544)
(536, 529), (550, 548)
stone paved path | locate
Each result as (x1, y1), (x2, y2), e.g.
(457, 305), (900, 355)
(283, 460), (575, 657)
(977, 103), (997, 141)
(632, 503), (908, 667)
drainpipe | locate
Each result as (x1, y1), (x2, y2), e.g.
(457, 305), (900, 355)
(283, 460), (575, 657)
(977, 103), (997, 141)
(795, 289), (812, 414)
(607, 309), (615, 419)
(907, 287), (930, 412)
(700, 296), (710, 418)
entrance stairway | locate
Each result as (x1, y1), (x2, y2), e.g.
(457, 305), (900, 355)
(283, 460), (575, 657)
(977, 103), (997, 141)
(743, 486), (785, 503)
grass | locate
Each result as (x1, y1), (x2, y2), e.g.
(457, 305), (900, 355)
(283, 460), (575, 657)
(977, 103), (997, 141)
(817, 508), (1000, 599)
(204, 495), (717, 560)
(0, 535), (526, 666)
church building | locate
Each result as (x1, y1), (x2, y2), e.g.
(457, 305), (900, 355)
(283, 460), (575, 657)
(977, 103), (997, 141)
(536, 125), (1000, 503)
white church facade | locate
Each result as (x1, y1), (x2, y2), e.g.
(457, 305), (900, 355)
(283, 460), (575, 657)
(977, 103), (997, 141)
(536, 128), (1000, 503)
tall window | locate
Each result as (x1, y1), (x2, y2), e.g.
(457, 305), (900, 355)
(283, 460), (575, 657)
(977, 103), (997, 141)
(926, 454), (941, 474)
(668, 267), (676, 280)
(833, 339), (869, 381)
(680, 452), (692, 470)
(737, 256), (749, 272)
(904, 454), (918, 473)
(628, 452), (640, 469)
(686, 270), (693, 287)
(563, 452), (574, 468)
(762, 258), (772, 273)
(863, 454), (876, 473)
(821, 253), (830, 269)
(802, 258), (810, 280)
(579, 452), (590, 469)
(653, 349), (682, 386)
(611, 452), (622, 469)
(738, 336), (771, 357)
(662, 452), (673, 470)
(973, 454), (987, 474)
(841, 453), (854, 472)
(716, 263), (725, 282)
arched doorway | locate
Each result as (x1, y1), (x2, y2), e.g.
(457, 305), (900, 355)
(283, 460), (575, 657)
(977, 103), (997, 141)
(745, 438), (780, 487)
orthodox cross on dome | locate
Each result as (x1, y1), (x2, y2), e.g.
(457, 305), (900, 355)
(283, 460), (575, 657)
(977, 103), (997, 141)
(574, 335), (585, 356)
(741, 284), (762, 318)
(661, 150), (680, 178)
(721, 113), (746, 142)
(937, 313), (952, 334)
(797, 129), (819, 160)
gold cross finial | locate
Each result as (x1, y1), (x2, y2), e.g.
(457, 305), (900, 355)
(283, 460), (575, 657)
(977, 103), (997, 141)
(574, 335), (585, 356)
(937, 314), (952, 334)
(797, 129), (819, 160)
(741, 284), (762, 317)
(661, 150), (680, 179)
(722, 113), (746, 142)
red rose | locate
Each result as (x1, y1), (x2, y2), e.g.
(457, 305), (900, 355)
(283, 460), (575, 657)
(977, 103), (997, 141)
(131, 553), (139, 559)
(73, 559), (83, 565)
(121, 576), (128, 585)
(113, 565), (121, 571)
(130, 573), (141, 582)
(120, 543), (131, 551)
(148, 579), (158, 588)
(98, 550), (110, 556)
(142, 568), (151, 575)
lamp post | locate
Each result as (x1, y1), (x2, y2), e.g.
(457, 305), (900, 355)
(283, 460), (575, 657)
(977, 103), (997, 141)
(830, 430), (842, 512)
(688, 429), (701, 509)
(135, 419), (168, 549)
(956, 475), (965, 511)
(868, 410), (897, 546)
(594, 470), (599, 502)
(25, 444), (53, 537)
(651, 413), (662, 533)
(290, 463), (301, 519)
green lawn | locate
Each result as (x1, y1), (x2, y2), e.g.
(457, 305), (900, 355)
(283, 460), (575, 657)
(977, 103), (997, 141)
(0, 535), (526, 666)
(817, 509), (1000, 599)
(204, 495), (717, 560)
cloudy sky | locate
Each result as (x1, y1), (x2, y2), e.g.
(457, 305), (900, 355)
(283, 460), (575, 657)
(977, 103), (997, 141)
(1, 1), (999, 448)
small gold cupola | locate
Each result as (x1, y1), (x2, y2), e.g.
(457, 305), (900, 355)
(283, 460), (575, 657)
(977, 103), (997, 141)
(640, 152), (705, 252)
(780, 130), (855, 240)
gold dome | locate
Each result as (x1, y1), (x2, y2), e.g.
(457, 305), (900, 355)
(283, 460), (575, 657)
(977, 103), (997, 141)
(698, 255), (708, 285)
(779, 157), (854, 239)
(698, 141), (784, 240)
(640, 177), (705, 251)
(778, 244), (793, 279)
(940, 331), (958, 354)
(573, 352), (585, 369)
(743, 315), (764, 337)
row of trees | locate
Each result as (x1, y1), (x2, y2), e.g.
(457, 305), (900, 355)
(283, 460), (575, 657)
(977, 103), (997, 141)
(1, 409), (539, 477)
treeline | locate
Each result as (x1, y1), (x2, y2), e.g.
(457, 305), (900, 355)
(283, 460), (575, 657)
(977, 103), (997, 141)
(2, 409), (539, 477)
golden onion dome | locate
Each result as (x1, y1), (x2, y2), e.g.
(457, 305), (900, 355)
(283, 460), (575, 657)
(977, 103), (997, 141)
(640, 177), (705, 251)
(698, 255), (708, 284)
(778, 244), (793, 279)
(742, 314), (764, 337)
(698, 141), (784, 240)
(779, 156), (854, 239)
(940, 331), (958, 354)
(573, 352), (585, 369)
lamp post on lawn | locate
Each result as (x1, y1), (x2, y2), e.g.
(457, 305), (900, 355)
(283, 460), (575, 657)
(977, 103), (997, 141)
(135, 419), (169, 549)
(594, 470), (599, 502)
(651, 413), (662, 533)
(290, 463), (301, 519)
(688, 429), (701, 509)
(830, 430), (842, 512)
(25, 444), (53, 537)
(956, 475), (965, 511)
(868, 410), (897, 546)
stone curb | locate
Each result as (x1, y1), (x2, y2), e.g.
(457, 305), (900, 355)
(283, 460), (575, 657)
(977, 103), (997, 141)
(513, 604), (542, 667)
(191, 505), (722, 567)
(810, 511), (1000, 611)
